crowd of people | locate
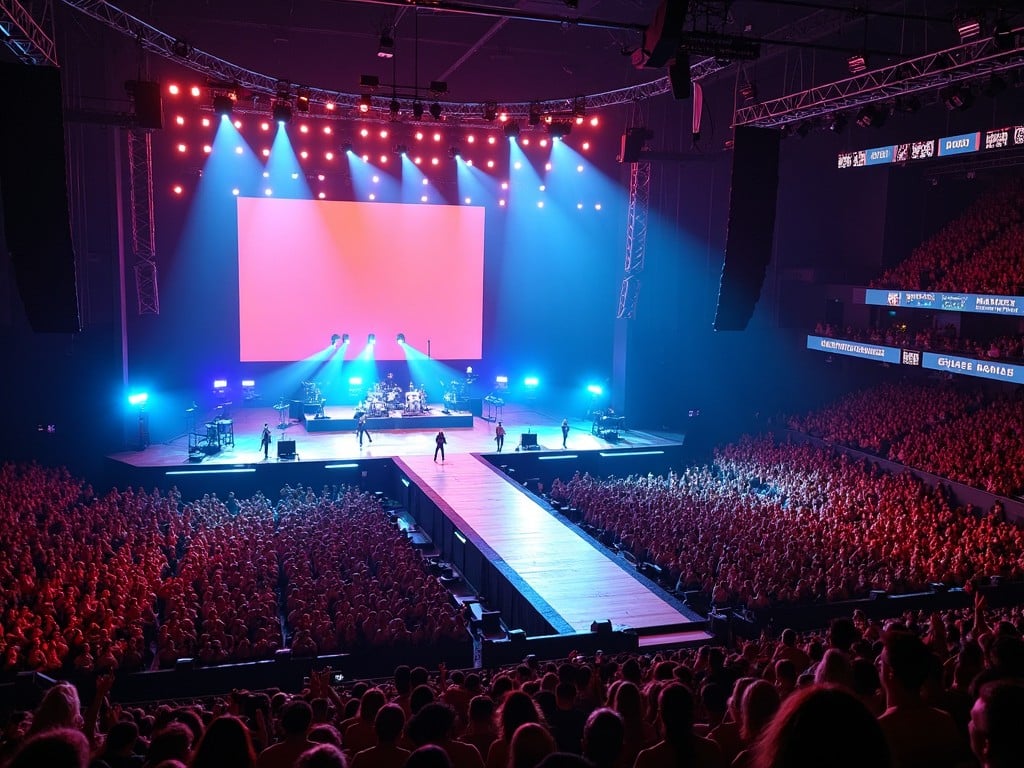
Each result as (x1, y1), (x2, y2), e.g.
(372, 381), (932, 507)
(4, 597), (1024, 768)
(0, 465), (466, 676)
(813, 322), (1024, 364)
(550, 437), (1024, 608)
(870, 177), (1024, 294)
(787, 383), (1024, 497)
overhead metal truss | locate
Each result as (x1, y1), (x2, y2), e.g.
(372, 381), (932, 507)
(1, 0), (57, 66)
(59, 0), (698, 122)
(616, 160), (650, 320)
(126, 128), (159, 315)
(736, 35), (1024, 128)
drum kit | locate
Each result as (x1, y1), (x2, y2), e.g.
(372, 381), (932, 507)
(361, 382), (428, 416)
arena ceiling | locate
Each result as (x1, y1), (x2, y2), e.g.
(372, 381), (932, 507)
(39, 0), (1016, 109)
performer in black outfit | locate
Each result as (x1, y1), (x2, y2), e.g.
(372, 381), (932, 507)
(495, 422), (506, 452)
(260, 423), (272, 459)
(561, 418), (570, 449)
(357, 414), (373, 447)
(434, 430), (447, 462)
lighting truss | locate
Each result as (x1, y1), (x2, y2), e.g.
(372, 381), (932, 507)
(1, 0), (57, 66)
(735, 35), (1024, 128)
(126, 129), (159, 315)
(616, 159), (650, 320)
(60, 0), (688, 121)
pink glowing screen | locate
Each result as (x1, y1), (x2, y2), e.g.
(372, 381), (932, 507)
(237, 197), (485, 361)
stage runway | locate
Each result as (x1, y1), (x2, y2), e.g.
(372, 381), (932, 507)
(110, 403), (679, 468)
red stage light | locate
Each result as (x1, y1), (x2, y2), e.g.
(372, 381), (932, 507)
(467, 135), (476, 143)
(190, 86), (201, 97)
(325, 102), (336, 111)
(433, 132), (441, 142)
(414, 157), (422, 165)
(325, 151), (334, 160)
(431, 157), (439, 165)
(203, 145), (212, 154)
(261, 122), (270, 131)
(539, 138), (548, 147)
(201, 117), (210, 127)
(262, 148), (270, 157)
(360, 128), (369, 137)
(576, 116), (584, 125)
(582, 141), (590, 150)
(380, 129), (389, 139)
(300, 150), (309, 159)
(522, 138), (530, 146)
(415, 131), (424, 141)
(175, 115), (185, 126)
(590, 116), (599, 126)
(501, 181), (508, 189)
(172, 184), (183, 194)
(488, 136), (496, 145)
(420, 195), (428, 202)
(233, 120), (242, 129)
(498, 112), (508, 122)
(466, 159), (474, 166)
(323, 126), (332, 135)
(544, 162), (552, 171)
(486, 160), (495, 168)
(318, 192), (326, 199)
(379, 155), (388, 164)
(300, 124), (309, 133)
(177, 143), (186, 153)
(317, 174), (326, 181)
(168, 84), (180, 95)
(361, 154), (369, 162)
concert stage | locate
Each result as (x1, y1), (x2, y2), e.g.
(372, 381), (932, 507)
(303, 404), (473, 432)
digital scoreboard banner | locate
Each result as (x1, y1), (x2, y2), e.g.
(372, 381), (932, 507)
(806, 335), (902, 363)
(863, 289), (1023, 316)
(838, 126), (1024, 170)
(806, 335), (1024, 386)
(921, 353), (1022, 383)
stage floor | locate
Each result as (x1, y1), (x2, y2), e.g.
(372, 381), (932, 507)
(110, 403), (679, 468)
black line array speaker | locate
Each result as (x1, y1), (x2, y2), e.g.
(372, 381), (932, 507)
(131, 80), (164, 130)
(0, 64), (80, 333)
(713, 126), (781, 331)
(668, 56), (691, 100)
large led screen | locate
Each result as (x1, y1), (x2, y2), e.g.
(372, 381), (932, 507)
(237, 197), (485, 361)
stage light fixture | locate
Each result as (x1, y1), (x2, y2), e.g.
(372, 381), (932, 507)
(412, 101), (424, 120)
(358, 94), (372, 113)
(330, 333), (341, 345)
(212, 93), (235, 117)
(394, 144), (409, 155)
(524, 377), (539, 387)
(368, 333), (376, 345)
(482, 102), (497, 121)
(377, 30), (395, 58)
(447, 146), (460, 159)
(503, 121), (520, 139)
(128, 392), (149, 406)
(847, 54), (867, 74)
(955, 16), (981, 42)
(348, 376), (363, 386)
(389, 98), (400, 117)
(855, 105), (885, 129)
(341, 141), (354, 153)
(272, 101), (293, 124)
(587, 384), (603, 395)
(495, 375), (509, 391)
(547, 121), (572, 138)
(295, 88), (310, 112)
(429, 102), (443, 120)
(212, 379), (228, 394)
(396, 333), (406, 344)
(941, 85), (974, 111)
(739, 81), (757, 102)
(342, 333), (350, 344)
(829, 113), (848, 133)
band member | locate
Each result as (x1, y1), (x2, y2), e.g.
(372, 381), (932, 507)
(495, 422), (506, 452)
(357, 414), (373, 447)
(260, 423), (272, 459)
(561, 418), (570, 448)
(434, 430), (447, 462)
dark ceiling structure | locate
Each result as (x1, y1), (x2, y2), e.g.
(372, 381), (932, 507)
(5, 0), (1021, 128)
